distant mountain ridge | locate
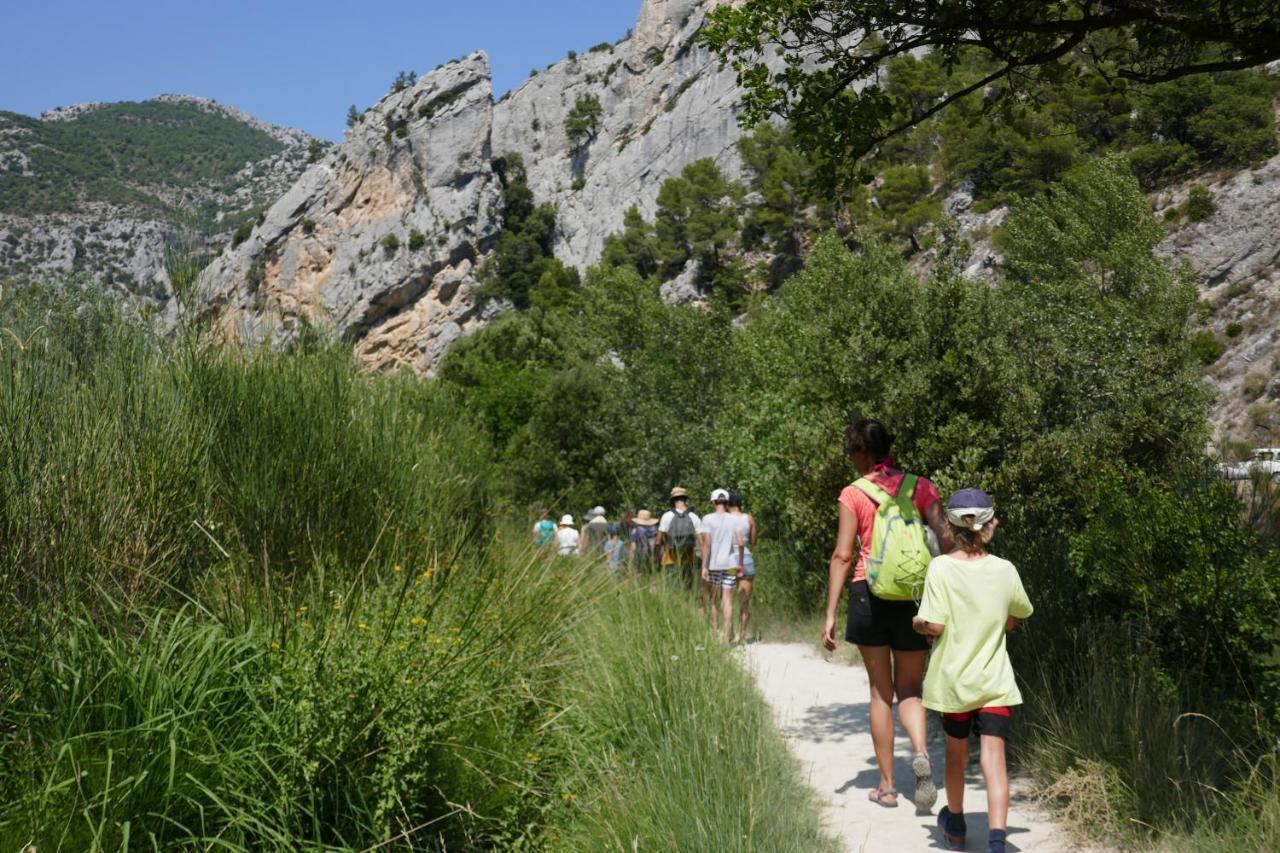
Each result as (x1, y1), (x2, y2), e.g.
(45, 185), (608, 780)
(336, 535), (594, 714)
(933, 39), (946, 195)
(0, 96), (326, 299)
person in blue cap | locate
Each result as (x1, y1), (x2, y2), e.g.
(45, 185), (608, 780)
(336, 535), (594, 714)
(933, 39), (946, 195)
(913, 488), (1034, 853)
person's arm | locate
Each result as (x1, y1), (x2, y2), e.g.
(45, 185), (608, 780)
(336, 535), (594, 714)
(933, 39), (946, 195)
(1008, 563), (1034, 622)
(912, 559), (947, 636)
(823, 502), (858, 651)
(699, 527), (711, 581)
(748, 514), (758, 548)
(735, 526), (745, 578)
(924, 500), (954, 555)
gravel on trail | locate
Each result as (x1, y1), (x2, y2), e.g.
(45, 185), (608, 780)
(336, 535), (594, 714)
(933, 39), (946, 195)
(744, 642), (1084, 852)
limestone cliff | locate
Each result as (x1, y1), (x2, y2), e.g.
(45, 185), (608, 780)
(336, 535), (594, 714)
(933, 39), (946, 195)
(198, 0), (760, 373)
(199, 54), (504, 373)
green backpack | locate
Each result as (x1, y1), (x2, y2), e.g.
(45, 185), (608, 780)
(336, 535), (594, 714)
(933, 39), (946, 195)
(853, 474), (931, 602)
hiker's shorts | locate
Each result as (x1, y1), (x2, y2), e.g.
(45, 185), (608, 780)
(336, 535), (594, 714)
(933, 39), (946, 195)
(941, 706), (1013, 740)
(845, 580), (929, 652)
(741, 554), (756, 579)
(708, 568), (737, 590)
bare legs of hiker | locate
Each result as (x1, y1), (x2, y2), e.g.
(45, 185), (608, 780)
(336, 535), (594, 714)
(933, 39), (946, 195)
(859, 646), (929, 806)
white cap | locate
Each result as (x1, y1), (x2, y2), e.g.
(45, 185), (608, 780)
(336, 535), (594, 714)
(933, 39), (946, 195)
(710, 488), (730, 503)
(559, 514), (575, 526)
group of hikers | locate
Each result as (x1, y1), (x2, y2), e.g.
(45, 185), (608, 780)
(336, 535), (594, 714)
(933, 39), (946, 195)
(532, 486), (759, 643)
(823, 418), (1033, 853)
(530, 416), (1032, 853)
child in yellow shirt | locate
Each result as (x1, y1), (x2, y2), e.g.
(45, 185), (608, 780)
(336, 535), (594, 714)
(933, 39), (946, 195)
(913, 488), (1033, 853)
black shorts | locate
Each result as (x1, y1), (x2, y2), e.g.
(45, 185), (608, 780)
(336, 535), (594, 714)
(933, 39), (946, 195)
(844, 580), (930, 652)
(940, 707), (1013, 740)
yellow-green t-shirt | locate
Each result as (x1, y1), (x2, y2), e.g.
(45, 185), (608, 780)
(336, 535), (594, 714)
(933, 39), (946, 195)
(917, 553), (1034, 713)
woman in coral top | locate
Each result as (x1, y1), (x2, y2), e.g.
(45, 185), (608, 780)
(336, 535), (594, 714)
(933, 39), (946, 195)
(822, 419), (952, 811)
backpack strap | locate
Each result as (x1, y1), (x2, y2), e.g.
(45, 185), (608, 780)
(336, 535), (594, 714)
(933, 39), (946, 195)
(852, 477), (893, 506)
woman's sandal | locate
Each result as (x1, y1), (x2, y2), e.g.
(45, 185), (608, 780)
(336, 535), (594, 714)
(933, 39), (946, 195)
(868, 786), (899, 807)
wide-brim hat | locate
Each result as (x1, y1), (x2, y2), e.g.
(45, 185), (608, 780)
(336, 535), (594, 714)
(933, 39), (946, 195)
(668, 486), (689, 500)
(559, 514), (575, 527)
(634, 509), (659, 525)
(589, 505), (606, 518)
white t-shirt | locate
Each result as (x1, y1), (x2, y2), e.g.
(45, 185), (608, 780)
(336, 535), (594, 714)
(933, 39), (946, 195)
(700, 511), (744, 571)
(556, 527), (580, 555)
(659, 508), (702, 533)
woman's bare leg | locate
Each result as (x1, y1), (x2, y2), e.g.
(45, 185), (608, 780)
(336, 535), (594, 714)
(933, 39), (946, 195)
(980, 734), (1009, 830)
(859, 644), (897, 791)
(891, 649), (928, 755)
(721, 586), (734, 642)
(738, 578), (754, 641)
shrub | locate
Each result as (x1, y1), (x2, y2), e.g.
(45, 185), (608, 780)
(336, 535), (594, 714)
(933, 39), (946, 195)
(1226, 322), (1245, 338)
(231, 221), (253, 247)
(380, 232), (400, 255)
(1186, 184), (1216, 221)
(408, 229), (425, 251)
(571, 176), (586, 192)
(301, 217), (316, 235)
(1188, 330), (1222, 365)
(1243, 371), (1270, 400)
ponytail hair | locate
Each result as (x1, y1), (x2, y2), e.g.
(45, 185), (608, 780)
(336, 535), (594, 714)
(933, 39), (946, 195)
(844, 418), (894, 461)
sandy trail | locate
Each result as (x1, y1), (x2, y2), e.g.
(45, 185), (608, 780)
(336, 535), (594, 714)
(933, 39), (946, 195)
(744, 642), (1078, 853)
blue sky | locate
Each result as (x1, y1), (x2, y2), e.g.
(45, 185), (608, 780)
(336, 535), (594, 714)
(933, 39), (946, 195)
(0, 0), (641, 140)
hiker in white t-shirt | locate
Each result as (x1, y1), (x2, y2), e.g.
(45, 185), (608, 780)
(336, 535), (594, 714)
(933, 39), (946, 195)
(700, 488), (745, 643)
(555, 515), (580, 556)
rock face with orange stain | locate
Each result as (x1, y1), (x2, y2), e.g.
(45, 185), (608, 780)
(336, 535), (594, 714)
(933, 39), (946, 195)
(198, 53), (504, 374)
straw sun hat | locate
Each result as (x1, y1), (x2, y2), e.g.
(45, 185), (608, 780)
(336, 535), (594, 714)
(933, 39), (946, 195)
(634, 509), (659, 526)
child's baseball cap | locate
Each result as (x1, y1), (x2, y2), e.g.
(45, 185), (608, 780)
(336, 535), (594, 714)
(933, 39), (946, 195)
(947, 488), (995, 532)
(947, 488), (993, 510)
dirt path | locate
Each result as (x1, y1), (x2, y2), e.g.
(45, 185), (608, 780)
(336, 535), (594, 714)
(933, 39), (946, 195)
(744, 642), (1078, 853)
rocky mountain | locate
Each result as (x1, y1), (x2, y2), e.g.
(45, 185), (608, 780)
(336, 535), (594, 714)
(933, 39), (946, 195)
(1156, 154), (1280, 445)
(198, 0), (763, 373)
(0, 96), (325, 301)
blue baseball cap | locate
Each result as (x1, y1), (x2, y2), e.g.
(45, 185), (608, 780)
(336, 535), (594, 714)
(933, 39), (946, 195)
(948, 488), (993, 510)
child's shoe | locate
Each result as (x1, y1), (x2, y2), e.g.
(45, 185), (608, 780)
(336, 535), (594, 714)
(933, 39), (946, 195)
(911, 752), (937, 811)
(988, 828), (1007, 853)
(937, 806), (966, 850)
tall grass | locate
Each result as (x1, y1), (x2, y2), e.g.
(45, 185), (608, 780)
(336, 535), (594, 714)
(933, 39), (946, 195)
(0, 282), (834, 848)
(557, 583), (838, 852)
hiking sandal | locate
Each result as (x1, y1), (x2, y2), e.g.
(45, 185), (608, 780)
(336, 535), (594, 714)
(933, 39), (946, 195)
(868, 786), (899, 807)
(912, 752), (937, 811)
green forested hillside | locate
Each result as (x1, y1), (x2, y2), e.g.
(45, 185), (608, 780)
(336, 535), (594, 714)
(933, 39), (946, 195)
(0, 101), (301, 229)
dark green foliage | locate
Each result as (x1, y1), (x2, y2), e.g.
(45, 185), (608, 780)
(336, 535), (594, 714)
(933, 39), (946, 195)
(231, 221), (254, 247)
(408, 229), (426, 251)
(600, 206), (659, 278)
(654, 159), (746, 299)
(1227, 322), (1245, 338)
(738, 125), (815, 271)
(1134, 70), (1279, 173)
(306, 138), (324, 163)
(477, 154), (580, 310)
(0, 103), (284, 221)
(701, 0), (1280, 180)
(346, 104), (359, 128)
(1189, 329), (1223, 365)
(301, 218), (316, 235)
(564, 94), (603, 151)
(1186, 185), (1217, 221)
(874, 164), (939, 248)
(380, 232), (399, 254)
(391, 69), (417, 92)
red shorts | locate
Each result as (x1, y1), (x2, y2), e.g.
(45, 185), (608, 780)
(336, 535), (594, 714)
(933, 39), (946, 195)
(940, 706), (1012, 740)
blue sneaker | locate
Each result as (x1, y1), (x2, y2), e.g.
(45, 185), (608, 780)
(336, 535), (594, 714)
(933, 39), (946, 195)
(988, 828), (1007, 853)
(937, 806), (966, 850)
